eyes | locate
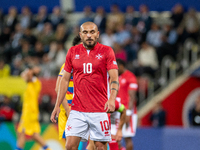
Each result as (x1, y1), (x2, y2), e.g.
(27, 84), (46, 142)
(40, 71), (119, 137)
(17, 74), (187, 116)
(82, 30), (95, 34)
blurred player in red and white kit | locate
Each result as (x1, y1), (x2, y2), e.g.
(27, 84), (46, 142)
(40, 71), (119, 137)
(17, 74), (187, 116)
(116, 59), (138, 150)
(51, 22), (119, 150)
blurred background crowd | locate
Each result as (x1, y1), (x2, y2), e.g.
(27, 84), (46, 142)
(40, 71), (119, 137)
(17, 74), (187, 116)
(0, 3), (199, 78)
(0, 2), (200, 127)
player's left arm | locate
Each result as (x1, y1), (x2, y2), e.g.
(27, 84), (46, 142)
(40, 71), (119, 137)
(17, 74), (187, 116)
(116, 104), (126, 142)
(128, 89), (136, 110)
(126, 89), (136, 125)
(105, 69), (119, 113)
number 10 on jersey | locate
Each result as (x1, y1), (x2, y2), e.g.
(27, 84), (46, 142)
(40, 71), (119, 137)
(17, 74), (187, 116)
(83, 63), (92, 73)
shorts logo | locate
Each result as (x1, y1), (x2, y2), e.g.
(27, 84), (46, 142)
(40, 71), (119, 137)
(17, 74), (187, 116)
(67, 125), (72, 131)
(104, 131), (110, 136)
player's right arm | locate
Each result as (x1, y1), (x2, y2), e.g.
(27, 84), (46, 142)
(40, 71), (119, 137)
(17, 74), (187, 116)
(55, 75), (70, 117)
(51, 47), (73, 123)
(51, 71), (71, 123)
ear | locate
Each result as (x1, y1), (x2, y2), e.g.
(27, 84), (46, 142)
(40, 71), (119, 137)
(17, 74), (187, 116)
(97, 31), (100, 38)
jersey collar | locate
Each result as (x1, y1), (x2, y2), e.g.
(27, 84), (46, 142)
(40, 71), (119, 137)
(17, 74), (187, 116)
(82, 42), (99, 51)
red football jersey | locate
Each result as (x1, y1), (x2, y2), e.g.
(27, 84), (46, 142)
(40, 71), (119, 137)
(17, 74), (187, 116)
(117, 70), (138, 109)
(64, 42), (118, 112)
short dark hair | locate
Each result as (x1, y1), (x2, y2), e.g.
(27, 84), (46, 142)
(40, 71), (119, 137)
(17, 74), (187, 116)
(116, 59), (126, 67)
(72, 35), (81, 46)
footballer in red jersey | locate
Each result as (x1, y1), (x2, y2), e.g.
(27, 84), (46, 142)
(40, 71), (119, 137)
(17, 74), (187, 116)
(51, 22), (119, 150)
(116, 59), (138, 150)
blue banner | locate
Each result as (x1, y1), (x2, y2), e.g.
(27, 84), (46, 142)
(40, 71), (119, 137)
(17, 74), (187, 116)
(74, 0), (200, 12)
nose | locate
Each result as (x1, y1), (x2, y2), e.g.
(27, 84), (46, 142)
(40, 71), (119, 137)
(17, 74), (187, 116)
(87, 33), (91, 38)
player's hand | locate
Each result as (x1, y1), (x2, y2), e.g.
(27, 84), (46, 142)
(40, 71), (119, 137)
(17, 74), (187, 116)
(115, 129), (122, 142)
(50, 106), (60, 123)
(104, 99), (115, 113)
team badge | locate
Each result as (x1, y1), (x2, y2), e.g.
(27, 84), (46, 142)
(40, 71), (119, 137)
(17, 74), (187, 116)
(96, 54), (103, 60)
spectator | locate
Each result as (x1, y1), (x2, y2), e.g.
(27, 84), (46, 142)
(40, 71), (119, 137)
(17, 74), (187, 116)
(3, 23), (23, 63)
(19, 40), (32, 65)
(10, 56), (23, 76)
(50, 41), (66, 72)
(114, 24), (131, 47)
(0, 58), (11, 77)
(4, 6), (18, 32)
(0, 26), (11, 47)
(150, 102), (166, 127)
(190, 95), (200, 126)
(178, 8), (200, 42)
(22, 27), (37, 46)
(100, 28), (115, 48)
(137, 42), (158, 77)
(113, 43), (127, 62)
(107, 4), (124, 32)
(40, 41), (64, 77)
(171, 3), (184, 29)
(0, 9), (4, 32)
(37, 22), (55, 46)
(20, 6), (32, 29)
(50, 6), (65, 30)
(31, 40), (45, 59)
(124, 6), (138, 31)
(93, 6), (106, 34)
(130, 26), (142, 55)
(40, 54), (56, 77)
(0, 95), (14, 122)
(11, 23), (23, 49)
(65, 26), (79, 50)
(146, 23), (162, 48)
(114, 24), (132, 61)
(136, 4), (152, 42)
(31, 5), (49, 33)
(78, 6), (94, 26)
(157, 22), (178, 64)
(54, 23), (69, 44)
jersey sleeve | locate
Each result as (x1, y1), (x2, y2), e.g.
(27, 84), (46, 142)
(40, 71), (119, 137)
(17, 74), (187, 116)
(58, 63), (65, 77)
(64, 48), (73, 73)
(128, 75), (138, 91)
(106, 47), (118, 71)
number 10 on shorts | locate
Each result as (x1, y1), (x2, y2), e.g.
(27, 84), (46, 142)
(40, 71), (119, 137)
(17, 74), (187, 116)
(100, 120), (109, 131)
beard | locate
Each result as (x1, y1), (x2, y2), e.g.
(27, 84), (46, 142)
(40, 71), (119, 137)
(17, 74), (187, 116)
(83, 40), (97, 49)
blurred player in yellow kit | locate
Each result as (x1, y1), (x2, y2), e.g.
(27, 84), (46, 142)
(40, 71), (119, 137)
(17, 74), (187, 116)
(55, 63), (73, 140)
(16, 66), (51, 150)
(55, 35), (82, 140)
